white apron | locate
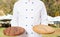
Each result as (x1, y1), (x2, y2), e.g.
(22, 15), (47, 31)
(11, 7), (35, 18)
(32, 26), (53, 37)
(11, 0), (48, 37)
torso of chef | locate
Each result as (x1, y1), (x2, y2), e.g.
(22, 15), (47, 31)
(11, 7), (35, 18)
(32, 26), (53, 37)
(11, 0), (48, 37)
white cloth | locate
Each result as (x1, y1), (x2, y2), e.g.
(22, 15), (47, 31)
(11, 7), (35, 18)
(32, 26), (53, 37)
(11, 0), (48, 37)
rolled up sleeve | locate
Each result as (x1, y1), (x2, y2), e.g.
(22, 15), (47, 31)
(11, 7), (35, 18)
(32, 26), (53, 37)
(11, 3), (19, 26)
(40, 2), (48, 25)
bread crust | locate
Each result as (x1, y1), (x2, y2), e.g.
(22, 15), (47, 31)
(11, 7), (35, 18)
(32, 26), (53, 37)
(3, 27), (25, 36)
(33, 25), (55, 34)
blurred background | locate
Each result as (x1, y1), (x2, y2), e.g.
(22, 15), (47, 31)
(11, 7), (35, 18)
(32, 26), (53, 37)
(0, 0), (60, 28)
(0, 0), (60, 37)
(0, 0), (60, 16)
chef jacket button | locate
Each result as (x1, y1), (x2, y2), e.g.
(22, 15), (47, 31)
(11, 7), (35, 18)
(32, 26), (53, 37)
(26, 25), (28, 26)
(32, 2), (34, 4)
(31, 25), (33, 26)
(25, 2), (27, 4)
(31, 9), (33, 11)
(31, 17), (34, 19)
(31, 32), (33, 34)
(26, 32), (28, 34)
(26, 9), (28, 11)
(26, 17), (28, 19)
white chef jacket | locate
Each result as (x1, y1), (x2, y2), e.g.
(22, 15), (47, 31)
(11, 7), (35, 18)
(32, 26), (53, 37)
(11, 0), (48, 37)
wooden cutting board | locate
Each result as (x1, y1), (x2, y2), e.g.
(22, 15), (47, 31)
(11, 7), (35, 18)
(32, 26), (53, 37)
(42, 28), (60, 37)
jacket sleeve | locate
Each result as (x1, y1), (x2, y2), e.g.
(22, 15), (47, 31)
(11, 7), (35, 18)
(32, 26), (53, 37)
(11, 3), (19, 26)
(40, 1), (48, 25)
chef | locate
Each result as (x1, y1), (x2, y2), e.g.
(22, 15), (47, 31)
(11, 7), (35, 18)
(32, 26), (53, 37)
(11, 0), (48, 37)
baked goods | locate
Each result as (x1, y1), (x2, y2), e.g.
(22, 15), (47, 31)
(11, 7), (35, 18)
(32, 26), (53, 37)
(3, 27), (25, 36)
(33, 25), (55, 34)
